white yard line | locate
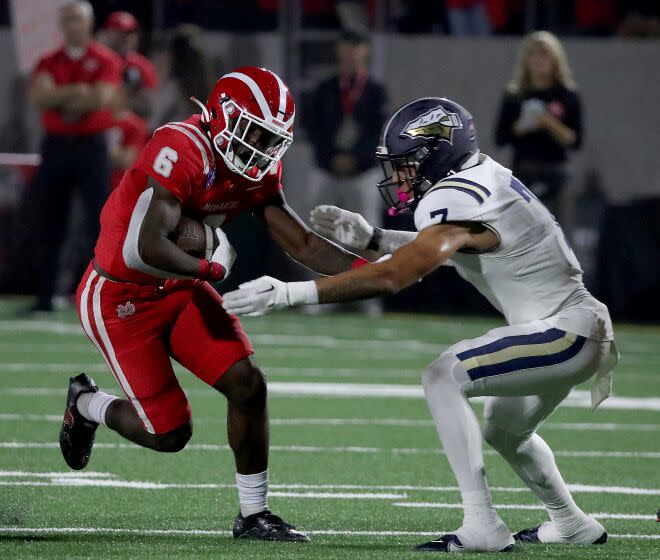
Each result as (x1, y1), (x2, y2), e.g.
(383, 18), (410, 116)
(1, 412), (658, 433)
(0, 362), (422, 379)
(4, 320), (659, 358)
(392, 503), (654, 521)
(4, 382), (660, 411)
(0, 321), (447, 352)
(0, 526), (657, 540)
(0, 470), (115, 478)
(1, 440), (659, 459)
(1, 472), (658, 496)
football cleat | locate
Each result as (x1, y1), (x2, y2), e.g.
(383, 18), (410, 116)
(59, 373), (99, 470)
(232, 510), (309, 542)
(514, 524), (607, 545)
(416, 534), (515, 553)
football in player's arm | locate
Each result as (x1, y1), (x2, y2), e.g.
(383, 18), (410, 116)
(119, 175), (360, 284)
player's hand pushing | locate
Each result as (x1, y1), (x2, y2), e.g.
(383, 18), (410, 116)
(309, 205), (375, 250)
(223, 276), (317, 317)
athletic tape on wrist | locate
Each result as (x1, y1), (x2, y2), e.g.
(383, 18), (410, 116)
(203, 223), (213, 261)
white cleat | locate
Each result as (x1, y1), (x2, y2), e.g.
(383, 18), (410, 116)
(417, 521), (515, 553)
(514, 516), (607, 545)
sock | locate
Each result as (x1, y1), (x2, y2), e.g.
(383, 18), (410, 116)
(422, 355), (497, 523)
(462, 490), (501, 527)
(509, 435), (584, 530)
(76, 391), (117, 426)
(236, 470), (269, 517)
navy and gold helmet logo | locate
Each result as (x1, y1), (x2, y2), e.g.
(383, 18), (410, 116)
(401, 106), (462, 142)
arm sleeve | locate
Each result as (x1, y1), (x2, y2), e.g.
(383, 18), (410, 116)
(414, 187), (484, 231)
(133, 127), (205, 202)
(494, 93), (520, 147)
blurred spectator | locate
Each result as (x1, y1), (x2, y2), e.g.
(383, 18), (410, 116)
(102, 11), (159, 119)
(107, 82), (149, 192)
(150, 24), (213, 129)
(494, 31), (582, 218)
(26, 0), (121, 313)
(302, 30), (387, 312)
(447, 0), (491, 35)
(304, 30), (387, 227)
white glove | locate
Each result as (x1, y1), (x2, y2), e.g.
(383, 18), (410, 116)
(309, 205), (375, 250)
(211, 227), (236, 278)
(222, 275), (318, 316)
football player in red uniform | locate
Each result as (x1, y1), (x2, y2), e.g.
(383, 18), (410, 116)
(59, 66), (363, 541)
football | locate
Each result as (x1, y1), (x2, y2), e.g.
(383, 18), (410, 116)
(171, 215), (217, 257)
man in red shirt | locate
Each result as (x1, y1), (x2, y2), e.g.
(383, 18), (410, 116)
(28, 0), (122, 313)
(103, 11), (159, 119)
(59, 66), (363, 541)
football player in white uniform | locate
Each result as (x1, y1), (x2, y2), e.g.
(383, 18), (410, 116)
(223, 97), (618, 553)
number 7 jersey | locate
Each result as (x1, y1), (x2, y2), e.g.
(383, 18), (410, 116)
(94, 115), (283, 284)
(413, 154), (613, 341)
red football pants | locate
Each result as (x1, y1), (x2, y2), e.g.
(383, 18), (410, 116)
(76, 264), (253, 434)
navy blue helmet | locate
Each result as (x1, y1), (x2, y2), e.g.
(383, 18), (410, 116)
(376, 97), (478, 214)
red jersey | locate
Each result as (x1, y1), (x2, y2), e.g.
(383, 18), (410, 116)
(94, 115), (283, 284)
(33, 41), (122, 135)
(123, 51), (159, 89)
(108, 111), (149, 191)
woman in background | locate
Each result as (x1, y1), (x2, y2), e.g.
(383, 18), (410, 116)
(495, 31), (582, 219)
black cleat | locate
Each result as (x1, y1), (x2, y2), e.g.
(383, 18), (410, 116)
(59, 373), (99, 470)
(417, 534), (515, 553)
(232, 510), (309, 542)
(513, 526), (542, 544)
(513, 526), (608, 545)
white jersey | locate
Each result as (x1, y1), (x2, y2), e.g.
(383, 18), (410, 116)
(414, 154), (613, 341)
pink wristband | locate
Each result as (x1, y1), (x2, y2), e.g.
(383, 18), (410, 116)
(351, 257), (369, 269)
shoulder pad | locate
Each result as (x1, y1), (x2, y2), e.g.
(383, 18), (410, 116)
(414, 178), (490, 231)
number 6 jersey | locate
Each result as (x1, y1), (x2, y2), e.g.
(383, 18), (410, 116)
(94, 115), (282, 284)
(413, 153), (613, 341)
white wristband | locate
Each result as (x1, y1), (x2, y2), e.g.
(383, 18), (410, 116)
(286, 281), (319, 306)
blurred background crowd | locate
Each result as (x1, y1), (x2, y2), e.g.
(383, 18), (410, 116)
(0, 0), (657, 321)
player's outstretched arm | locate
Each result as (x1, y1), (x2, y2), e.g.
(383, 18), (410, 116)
(126, 177), (233, 281)
(309, 205), (418, 257)
(255, 194), (360, 275)
(223, 223), (478, 316)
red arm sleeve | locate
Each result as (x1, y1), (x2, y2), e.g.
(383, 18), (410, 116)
(133, 126), (206, 203)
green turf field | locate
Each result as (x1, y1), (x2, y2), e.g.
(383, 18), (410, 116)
(0, 300), (658, 559)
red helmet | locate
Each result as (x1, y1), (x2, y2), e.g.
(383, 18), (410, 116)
(192, 66), (295, 182)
